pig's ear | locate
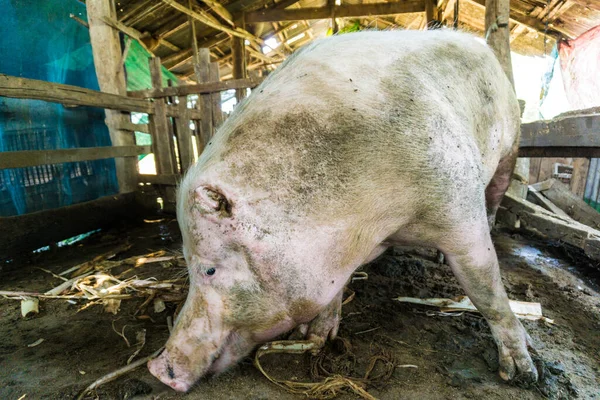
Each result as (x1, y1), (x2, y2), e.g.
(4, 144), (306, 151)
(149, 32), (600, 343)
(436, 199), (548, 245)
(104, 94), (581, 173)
(193, 186), (232, 217)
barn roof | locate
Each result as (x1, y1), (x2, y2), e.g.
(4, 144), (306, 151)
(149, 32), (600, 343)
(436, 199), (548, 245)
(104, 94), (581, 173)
(112, 0), (600, 81)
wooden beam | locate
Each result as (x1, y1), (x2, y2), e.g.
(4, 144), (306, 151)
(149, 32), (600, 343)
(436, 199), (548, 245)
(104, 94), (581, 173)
(231, 36), (247, 103)
(125, 2), (164, 26)
(0, 74), (153, 114)
(500, 192), (600, 264)
(87, 0), (139, 193)
(519, 112), (600, 157)
(161, 0), (266, 47)
(105, 120), (149, 133)
(564, 0), (600, 12)
(196, 48), (213, 153)
(0, 193), (145, 258)
(139, 174), (181, 185)
(0, 146), (151, 170)
(441, 0), (456, 24)
(148, 57), (177, 175)
(519, 147), (600, 158)
(129, 77), (262, 98)
(173, 93), (194, 171)
(245, 1), (426, 23)
(209, 62), (223, 129)
(465, 0), (564, 38)
(425, 0), (439, 28)
(520, 113), (600, 147)
(102, 16), (183, 54)
(118, 0), (153, 22)
(156, 18), (189, 39)
(201, 0), (235, 26)
(484, 0), (514, 86)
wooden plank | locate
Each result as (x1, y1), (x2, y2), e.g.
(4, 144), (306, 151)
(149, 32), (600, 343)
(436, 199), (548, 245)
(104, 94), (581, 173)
(520, 114), (600, 148)
(201, 0), (235, 26)
(161, 0), (265, 46)
(570, 158), (590, 199)
(537, 179), (600, 229)
(210, 62), (223, 130)
(0, 146), (151, 170)
(519, 147), (600, 158)
(105, 119), (149, 133)
(484, 0), (514, 86)
(128, 77), (262, 98)
(425, 0), (439, 28)
(148, 57), (176, 175)
(231, 35), (247, 103)
(566, 0), (600, 12)
(501, 192), (600, 264)
(0, 74), (152, 114)
(245, 1), (426, 23)
(166, 104), (203, 120)
(464, 0), (564, 39)
(87, 0), (141, 194)
(173, 94), (194, 172)
(196, 48), (213, 154)
(138, 174), (181, 185)
(527, 188), (572, 219)
(0, 193), (145, 258)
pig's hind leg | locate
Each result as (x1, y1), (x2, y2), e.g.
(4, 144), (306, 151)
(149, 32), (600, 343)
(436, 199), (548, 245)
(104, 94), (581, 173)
(485, 146), (518, 229)
(439, 218), (538, 383)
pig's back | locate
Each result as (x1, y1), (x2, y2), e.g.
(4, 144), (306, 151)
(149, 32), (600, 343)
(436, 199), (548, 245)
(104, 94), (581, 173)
(203, 30), (520, 221)
(251, 30), (519, 184)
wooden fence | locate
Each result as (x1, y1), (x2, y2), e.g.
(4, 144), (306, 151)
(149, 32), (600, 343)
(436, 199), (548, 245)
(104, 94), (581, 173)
(0, 55), (261, 204)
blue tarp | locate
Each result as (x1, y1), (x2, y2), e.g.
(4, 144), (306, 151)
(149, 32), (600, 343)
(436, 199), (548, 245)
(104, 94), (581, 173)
(0, 0), (119, 216)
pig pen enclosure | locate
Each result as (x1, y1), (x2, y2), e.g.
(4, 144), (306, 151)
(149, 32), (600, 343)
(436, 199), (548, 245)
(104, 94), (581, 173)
(1, 0), (600, 399)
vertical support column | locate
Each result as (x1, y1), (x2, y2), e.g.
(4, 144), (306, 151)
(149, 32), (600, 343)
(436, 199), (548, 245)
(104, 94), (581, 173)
(484, 0), (514, 86)
(194, 48), (213, 153)
(209, 62), (223, 129)
(86, 0), (137, 193)
(327, 0), (338, 34)
(425, 0), (440, 29)
(485, 0), (529, 197)
(148, 57), (176, 175)
(231, 28), (247, 103)
(174, 95), (193, 172)
(454, 0), (459, 29)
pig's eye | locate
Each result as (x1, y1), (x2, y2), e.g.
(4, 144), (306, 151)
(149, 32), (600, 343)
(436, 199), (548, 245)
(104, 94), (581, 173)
(206, 267), (216, 276)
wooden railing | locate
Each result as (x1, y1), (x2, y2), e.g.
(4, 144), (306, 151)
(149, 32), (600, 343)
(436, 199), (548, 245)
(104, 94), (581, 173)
(0, 57), (260, 196)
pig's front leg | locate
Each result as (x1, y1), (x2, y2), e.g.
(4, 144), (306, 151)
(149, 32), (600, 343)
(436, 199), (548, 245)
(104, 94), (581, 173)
(289, 288), (342, 352)
(441, 222), (538, 383)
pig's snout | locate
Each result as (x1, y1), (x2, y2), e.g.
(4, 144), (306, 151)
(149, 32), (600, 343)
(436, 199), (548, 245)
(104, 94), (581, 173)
(148, 351), (193, 392)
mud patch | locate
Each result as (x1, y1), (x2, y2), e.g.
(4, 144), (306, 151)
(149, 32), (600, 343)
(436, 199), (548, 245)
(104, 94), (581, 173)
(0, 223), (599, 399)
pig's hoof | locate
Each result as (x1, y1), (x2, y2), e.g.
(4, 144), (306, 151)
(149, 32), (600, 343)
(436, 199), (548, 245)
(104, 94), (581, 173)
(290, 295), (342, 355)
(494, 323), (538, 384)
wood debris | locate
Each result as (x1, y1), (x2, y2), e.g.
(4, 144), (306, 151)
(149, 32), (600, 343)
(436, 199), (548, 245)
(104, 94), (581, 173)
(394, 295), (554, 324)
(21, 298), (39, 318)
(27, 338), (45, 348)
(0, 249), (188, 317)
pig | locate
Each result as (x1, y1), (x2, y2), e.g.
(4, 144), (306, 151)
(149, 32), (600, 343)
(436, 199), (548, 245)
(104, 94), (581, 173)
(148, 29), (538, 391)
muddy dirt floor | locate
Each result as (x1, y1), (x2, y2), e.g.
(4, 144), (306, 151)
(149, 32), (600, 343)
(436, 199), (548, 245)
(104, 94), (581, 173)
(1, 217), (599, 400)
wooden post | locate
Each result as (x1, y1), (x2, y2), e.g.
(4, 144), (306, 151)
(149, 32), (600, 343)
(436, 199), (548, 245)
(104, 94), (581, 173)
(193, 48), (214, 153)
(148, 57), (176, 175)
(231, 36), (247, 103)
(173, 94), (194, 171)
(327, 0), (338, 33)
(86, 0), (137, 193)
(484, 0), (514, 86)
(485, 0), (529, 197)
(454, 0), (459, 29)
(209, 62), (223, 130)
(425, 0), (438, 28)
